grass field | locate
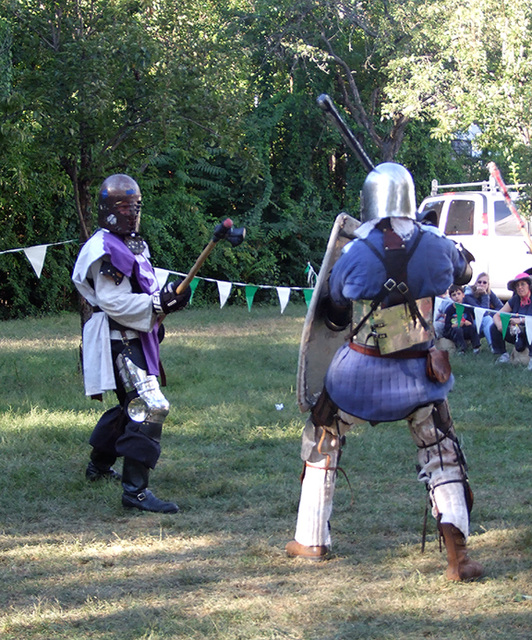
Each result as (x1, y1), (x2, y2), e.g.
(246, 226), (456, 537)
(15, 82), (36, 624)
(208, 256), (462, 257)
(0, 304), (531, 639)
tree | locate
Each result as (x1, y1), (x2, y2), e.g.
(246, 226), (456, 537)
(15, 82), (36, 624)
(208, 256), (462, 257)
(383, 0), (532, 180)
(5, 0), (251, 241)
(245, 0), (418, 164)
(0, 0), (259, 317)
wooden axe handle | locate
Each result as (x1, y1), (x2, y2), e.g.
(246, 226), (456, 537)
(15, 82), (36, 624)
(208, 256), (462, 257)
(174, 240), (217, 294)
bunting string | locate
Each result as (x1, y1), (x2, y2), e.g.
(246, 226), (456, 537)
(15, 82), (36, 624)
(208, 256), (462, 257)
(4, 239), (531, 322)
(434, 296), (532, 344)
(0, 239), (315, 312)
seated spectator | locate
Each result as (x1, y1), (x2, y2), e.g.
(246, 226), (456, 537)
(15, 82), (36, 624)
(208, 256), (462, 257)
(464, 272), (503, 352)
(491, 272), (532, 367)
(443, 284), (481, 354)
(433, 290), (452, 339)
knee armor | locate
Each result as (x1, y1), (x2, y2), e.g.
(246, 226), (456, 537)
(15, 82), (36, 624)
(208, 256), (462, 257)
(116, 352), (170, 428)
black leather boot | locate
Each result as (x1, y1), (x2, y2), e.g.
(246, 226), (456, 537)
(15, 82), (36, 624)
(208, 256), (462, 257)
(121, 457), (179, 513)
(85, 448), (122, 481)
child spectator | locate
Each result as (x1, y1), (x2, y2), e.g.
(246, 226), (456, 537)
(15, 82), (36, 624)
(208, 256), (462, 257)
(443, 284), (481, 354)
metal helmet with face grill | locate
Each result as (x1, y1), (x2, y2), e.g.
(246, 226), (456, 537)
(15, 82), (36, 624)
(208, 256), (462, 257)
(360, 162), (416, 222)
(98, 174), (142, 235)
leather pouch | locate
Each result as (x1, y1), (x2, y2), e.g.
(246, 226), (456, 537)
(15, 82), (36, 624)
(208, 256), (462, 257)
(426, 347), (451, 383)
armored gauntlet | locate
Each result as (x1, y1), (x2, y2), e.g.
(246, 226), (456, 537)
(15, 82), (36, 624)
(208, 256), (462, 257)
(152, 280), (191, 315)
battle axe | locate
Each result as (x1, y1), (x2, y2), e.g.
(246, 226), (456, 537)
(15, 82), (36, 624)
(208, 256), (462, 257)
(174, 218), (246, 295)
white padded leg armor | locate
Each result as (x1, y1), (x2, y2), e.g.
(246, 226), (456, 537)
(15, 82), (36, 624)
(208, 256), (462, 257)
(408, 403), (470, 539)
(293, 416), (356, 548)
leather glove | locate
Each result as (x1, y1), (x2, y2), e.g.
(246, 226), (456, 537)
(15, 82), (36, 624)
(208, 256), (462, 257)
(152, 280), (191, 315)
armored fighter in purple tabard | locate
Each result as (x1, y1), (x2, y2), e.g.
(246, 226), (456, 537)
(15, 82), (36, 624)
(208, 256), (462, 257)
(73, 174), (190, 513)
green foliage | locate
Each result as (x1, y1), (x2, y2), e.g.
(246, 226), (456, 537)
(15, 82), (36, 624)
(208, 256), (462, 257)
(2, 1), (532, 318)
(0, 124), (78, 318)
(384, 0), (532, 177)
(397, 120), (485, 201)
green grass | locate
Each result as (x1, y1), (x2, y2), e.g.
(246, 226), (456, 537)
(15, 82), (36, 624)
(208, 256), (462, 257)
(0, 305), (531, 639)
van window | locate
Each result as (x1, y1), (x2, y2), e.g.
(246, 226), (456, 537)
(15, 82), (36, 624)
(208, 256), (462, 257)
(444, 199), (474, 236)
(419, 200), (445, 226)
(494, 201), (522, 236)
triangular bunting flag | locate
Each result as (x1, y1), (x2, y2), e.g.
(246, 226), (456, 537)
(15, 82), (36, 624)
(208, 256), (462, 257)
(305, 262), (318, 287)
(189, 277), (200, 303)
(500, 313), (511, 337)
(216, 280), (232, 308)
(245, 285), (258, 312)
(455, 303), (464, 326)
(23, 244), (48, 278)
(525, 316), (532, 344)
(153, 268), (170, 289)
(303, 288), (314, 309)
(473, 307), (485, 333)
(276, 286), (291, 314)
(434, 296), (445, 315)
(433, 296), (447, 322)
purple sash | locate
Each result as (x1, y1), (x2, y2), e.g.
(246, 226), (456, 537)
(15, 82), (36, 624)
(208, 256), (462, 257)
(103, 233), (160, 376)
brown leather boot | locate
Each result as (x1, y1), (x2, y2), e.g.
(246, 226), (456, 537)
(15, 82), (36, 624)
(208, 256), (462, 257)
(439, 522), (483, 581)
(285, 540), (329, 561)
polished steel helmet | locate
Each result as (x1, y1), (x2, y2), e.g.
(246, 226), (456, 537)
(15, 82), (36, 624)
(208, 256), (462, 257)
(98, 174), (142, 235)
(360, 162), (416, 222)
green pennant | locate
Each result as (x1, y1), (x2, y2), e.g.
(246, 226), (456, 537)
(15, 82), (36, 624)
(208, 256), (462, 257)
(455, 303), (464, 326)
(303, 288), (314, 309)
(245, 285), (259, 311)
(189, 277), (200, 304)
(500, 312), (511, 337)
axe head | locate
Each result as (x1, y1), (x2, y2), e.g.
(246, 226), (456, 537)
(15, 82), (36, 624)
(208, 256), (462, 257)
(212, 218), (246, 246)
(226, 226), (246, 247)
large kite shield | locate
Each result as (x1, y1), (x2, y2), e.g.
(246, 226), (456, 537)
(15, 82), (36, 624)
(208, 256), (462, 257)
(297, 213), (360, 412)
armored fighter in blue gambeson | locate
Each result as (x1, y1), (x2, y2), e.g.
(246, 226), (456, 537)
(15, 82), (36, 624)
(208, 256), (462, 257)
(287, 163), (483, 581)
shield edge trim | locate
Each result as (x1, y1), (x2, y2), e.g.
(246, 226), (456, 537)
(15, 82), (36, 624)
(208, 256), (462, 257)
(297, 213), (360, 412)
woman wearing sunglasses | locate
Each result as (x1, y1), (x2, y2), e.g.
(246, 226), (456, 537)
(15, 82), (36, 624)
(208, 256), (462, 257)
(464, 272), (503, 352)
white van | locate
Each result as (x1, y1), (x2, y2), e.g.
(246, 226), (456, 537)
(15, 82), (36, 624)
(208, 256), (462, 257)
(417, 177), (532, 300)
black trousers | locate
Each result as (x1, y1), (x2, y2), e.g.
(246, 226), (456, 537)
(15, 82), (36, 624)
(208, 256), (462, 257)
(89, 339), (162, 469)
(490, 323), (532, 356)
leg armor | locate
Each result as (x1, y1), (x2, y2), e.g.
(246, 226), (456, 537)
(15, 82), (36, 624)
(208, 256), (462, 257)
(114, 341), (170, 469)
(408, 400), (472, 538)
(293, 390), (362, 548)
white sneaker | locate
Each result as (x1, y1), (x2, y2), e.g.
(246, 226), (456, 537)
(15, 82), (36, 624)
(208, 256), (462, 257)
(497, 353), (510, 364)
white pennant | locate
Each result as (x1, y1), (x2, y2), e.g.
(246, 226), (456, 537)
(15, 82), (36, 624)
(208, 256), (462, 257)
(217, 280), (232, 308)
(525, 316), (532, 344)
(153, 268), (170, 289)
(473, 307), (485, 333)
(433, 296), (446, 321)
(23, 244), (48, 278)
(276, 286), (291, 314)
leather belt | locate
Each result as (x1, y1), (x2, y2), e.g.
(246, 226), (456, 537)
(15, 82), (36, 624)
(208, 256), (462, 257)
(349, 342), (428, 359)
